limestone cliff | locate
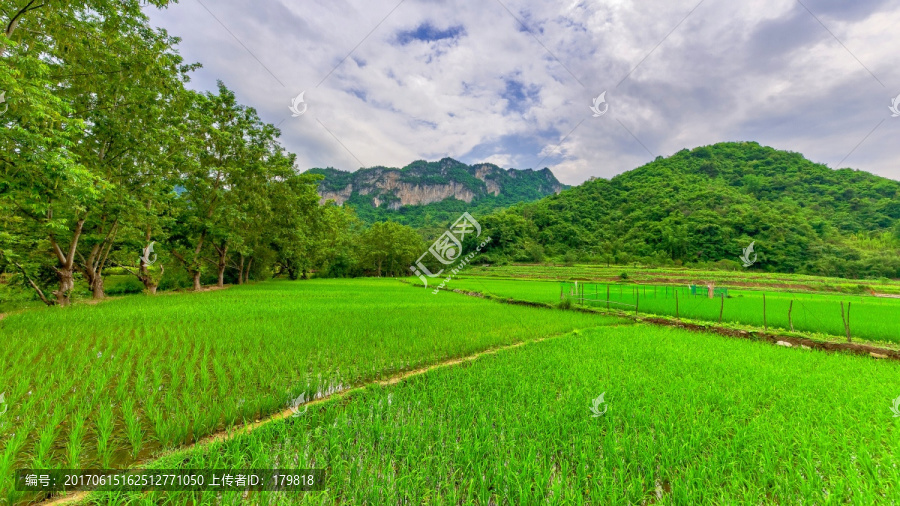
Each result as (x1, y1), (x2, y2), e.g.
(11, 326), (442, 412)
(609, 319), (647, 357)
(308, 158), (565, 214)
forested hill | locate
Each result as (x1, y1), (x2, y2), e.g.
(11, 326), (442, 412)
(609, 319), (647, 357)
(477, 142), (900, 279)
(306, 158), (566, 227)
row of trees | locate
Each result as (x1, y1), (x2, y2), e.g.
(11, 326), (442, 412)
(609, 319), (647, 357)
(0, 1), (428, 306)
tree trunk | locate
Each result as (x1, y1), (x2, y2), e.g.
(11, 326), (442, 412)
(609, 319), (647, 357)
(49, 217), (86, 307)
(81, 244), (106, 300)
(216, 243), (228, 287)
(90, 275), (105, 299)
(137, 258), (162, 294)
(53, 268), (75, 307)
(237, 255), (245, 285)
(217, 265), (226, 287)
(244, 258), (253, 283)
(193, 271), (202, 291)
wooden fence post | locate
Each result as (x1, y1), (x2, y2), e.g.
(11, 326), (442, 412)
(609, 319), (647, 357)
(841, 301), (851, 342)
(763, 294), (767, 332)
(636, 292), (640, 315)
(847, 302), (851, 342)
(719, 295), (724, 324)
(788, 300), (794, 332)
(675, 291), (679, 319)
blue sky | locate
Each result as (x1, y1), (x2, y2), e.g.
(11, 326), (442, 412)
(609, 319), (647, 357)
(148, 0), (900, 185)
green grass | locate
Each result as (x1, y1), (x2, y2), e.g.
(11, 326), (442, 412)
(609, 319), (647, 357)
(435, 276), (900, 343)
(0, 279), (624, 503)
(91, 324), (900, 504)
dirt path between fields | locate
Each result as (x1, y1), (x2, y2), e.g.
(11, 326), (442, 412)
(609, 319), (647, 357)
(40, 326), (597, 505)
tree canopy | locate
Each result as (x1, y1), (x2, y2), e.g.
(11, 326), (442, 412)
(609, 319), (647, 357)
(477, 142), (900, 279)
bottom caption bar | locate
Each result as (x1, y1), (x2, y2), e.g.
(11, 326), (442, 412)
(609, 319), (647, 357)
(16, 469), (326, 492)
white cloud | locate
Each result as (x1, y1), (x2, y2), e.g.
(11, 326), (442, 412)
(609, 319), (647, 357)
(147, 0), (900, 185)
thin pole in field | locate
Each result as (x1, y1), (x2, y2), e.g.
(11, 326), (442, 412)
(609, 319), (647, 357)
(675, 291), (679, 319)
(841, 301), (852, 342)
(763, 293), (767, 332)
(606, 285), (610, 310)
(636, 292), (640, 315)
(788, 300), (794, 332)
(848, 302), (851, 341)
(719, 295), (724, 324)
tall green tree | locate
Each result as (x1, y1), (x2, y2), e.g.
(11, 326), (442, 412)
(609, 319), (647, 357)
(0, 0), (187, 305)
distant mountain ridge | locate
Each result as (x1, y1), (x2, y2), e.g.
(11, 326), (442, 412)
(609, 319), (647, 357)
(475, 141), (900, 279)
(305, 158), (566, 226)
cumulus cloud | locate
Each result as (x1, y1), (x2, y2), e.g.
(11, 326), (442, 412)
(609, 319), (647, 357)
(148, 0), (900, 185)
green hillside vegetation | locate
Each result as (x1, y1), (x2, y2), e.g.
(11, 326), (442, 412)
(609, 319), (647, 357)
(307, 158), (565, 229)
(475, 142), (900, 279)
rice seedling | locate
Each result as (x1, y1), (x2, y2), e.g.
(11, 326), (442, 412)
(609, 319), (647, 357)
(94, 403), (116, 468)
(0, 278), (621, 500)
(463, 264), (900, 295)
(121, 398), (144, 460)
(107, 324), (900, 504)
(438, 277), (900, 343)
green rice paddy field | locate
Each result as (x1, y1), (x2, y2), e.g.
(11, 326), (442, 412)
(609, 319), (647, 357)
(89, 323), (900, 504)
(2, 277), (899, 504)
(0, 279), (619, 504)
(464, 264), (900, 295)
(434, 276), (900, 344)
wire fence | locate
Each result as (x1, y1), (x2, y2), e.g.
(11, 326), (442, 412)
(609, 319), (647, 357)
(559, 281), (893, 343)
